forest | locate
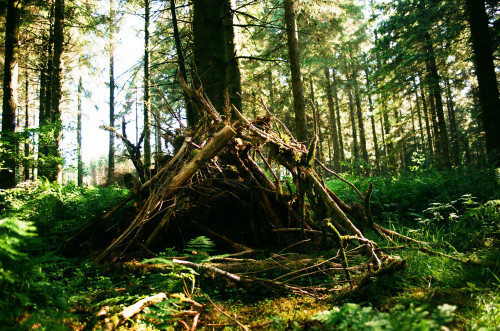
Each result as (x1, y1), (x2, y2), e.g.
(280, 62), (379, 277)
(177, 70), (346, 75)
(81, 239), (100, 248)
(0, 0), (499, 329)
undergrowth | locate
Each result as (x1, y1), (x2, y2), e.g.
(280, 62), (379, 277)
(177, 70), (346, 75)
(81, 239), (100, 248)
(0, 165), (499, 330)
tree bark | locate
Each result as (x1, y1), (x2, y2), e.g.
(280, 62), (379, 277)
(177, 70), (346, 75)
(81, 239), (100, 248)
(465, 0), (500, 156)
(284, 0), (307, 143)
(108, 0), (115, 183)
(324, 68), (341, 171)
(423, 32), (451, 169)
(170, 0), (195, 127)
(332, 71), (345, 166)
(193, 0), (226, 113)
(418, 77), (434, 156)
(224, 0), (242, 117)
(77, 75), (83, 187)
(365, 69), (380, 174)
(445, 78), (460, 165)
(0, 0), (20, 189)
(352, 70), (369, 165)
(143, 0), (151, 171)
(347, 77), (359, 162)
(24, 70), (30, 181)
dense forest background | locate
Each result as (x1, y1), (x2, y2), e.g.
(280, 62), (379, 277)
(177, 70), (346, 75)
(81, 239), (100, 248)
(1, 0), (500, 330)
(0, 0), (498, 185)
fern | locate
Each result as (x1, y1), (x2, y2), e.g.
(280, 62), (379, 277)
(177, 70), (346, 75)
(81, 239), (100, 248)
(184, 236), (216, 253)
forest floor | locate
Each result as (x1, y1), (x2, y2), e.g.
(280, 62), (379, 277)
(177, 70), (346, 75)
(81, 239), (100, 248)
(1, 165), (499, 330)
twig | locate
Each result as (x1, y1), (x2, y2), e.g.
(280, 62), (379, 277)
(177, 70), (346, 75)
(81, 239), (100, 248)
(203, 294), (249, 331)
(314, 158), (364, 200)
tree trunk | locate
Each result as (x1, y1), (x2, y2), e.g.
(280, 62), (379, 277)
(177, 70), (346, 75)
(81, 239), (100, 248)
(423, 32), (451, 169)
(170, 0), (195, 127)
(413, 82), (425, 152)
(108, 0), (115, 183)
(418, 77), (434, 156)
(143, 0), (151, 171)
(445, 78), (460, 165)
(309, 77), (323, 163)
(347, 78), (359, 162)
(268, 70), (275, 113)
(465, 0), (500, 156)
(284, 0), (307, 143)
(224, 0), (242, 117)
(352, 71), (369, 165)
(47, 0), (64, 183)
(24, 70), (30, 181)
(332, 71), (345, 167)
(365, 69), (380, 174)
(193, 0), (226, 113)
(78, 75), (83, 187)
(0, 0), (20, 188)
(324, 68), (341, 171)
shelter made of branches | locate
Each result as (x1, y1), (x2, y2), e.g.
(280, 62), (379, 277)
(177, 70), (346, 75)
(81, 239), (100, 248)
(65, 81), (411, 295)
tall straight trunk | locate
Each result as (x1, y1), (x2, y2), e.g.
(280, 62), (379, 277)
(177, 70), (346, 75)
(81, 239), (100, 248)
(396, 109), (409, 169)
(284, 0), (307, 142)
(193, 0), (226, 113)
(48, 0), (64, 183)
(423, 32), (451, 168)
(268, 70), (275, 113)
(427, 88), (441, 158)
(170, 0), (195, 127)
(309, 77), (323, 163)
(144, 0), (151, 171)
(332, 71), (345, 166)
(108, 0), (115, 183)
(324, 68), (341, 171)
(445, 78), (460, 165)
(24, 70), (30, 181)
(77, 76), (83, 187)
(347, 80), (359, 161)
(352, 71), (369, 164)
(365, 69), (380, 174)
(0, 0), (20, 188)
(224, 0), (242, 117)
(465, 0), (500, 156)
(419, 78), (434, 156)
(413, 82), (425, 151)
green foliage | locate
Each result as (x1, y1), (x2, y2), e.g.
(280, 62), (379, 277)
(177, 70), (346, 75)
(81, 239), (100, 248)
(185, 235), (216, 254)
(311, 303), (456, 330)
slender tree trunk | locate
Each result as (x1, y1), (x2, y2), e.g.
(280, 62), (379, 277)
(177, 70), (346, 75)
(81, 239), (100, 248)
(413, 82), (425, 152)
(423, 32), (451, 168)
(284, 0), (307, 142)
(332, 72), (345, 166)
(419, 78), (434, 156)
(193, 0), (226, 113)
(268, 70), (275, 113)
(445, 78), (460, 165)
(465, 0), (500, 156)
(170, 0), (195, 127)
(108, 0), (115, 183)
(352, 70), (369, 165)
(48, 0), (64, 183)
(365, 69), (380, 174)
(144, 0), (151, 171)
(324, 68), (341, 171)
(224, 0), (242, 117)
(347, 79), (359, 162)
(77, 75), (83, 187)
(24, 70), (30, 181)
(0, 0), (20, 188)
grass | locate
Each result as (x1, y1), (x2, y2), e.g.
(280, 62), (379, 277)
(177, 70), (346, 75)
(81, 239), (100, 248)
(0, 165), (499, 330)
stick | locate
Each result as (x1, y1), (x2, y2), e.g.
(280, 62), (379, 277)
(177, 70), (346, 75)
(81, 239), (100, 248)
(101, 292), (168, 330)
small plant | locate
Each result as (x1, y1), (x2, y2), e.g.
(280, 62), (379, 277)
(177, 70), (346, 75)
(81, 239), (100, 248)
(311, 303), (456, 330)
(185, 236), (216, 254)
